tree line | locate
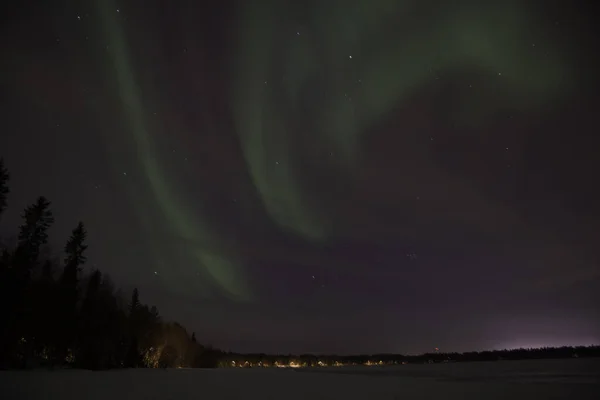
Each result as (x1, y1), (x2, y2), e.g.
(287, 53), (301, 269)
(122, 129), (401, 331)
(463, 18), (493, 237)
(220, 345), (600, 368)
(0, 158), (221, 370)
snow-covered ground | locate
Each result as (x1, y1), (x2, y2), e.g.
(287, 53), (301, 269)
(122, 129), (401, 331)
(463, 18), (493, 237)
(1, 358), (598, 399)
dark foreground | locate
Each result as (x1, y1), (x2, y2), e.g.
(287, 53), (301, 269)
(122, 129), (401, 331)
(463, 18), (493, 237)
(1, 358), (598, 399)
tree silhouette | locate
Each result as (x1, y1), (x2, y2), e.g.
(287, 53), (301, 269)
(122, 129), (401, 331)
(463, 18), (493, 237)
(16, 196), (54, 267)
(0, 196), (55, 367)
(125, 288), (142, 367)
(129, 288), (140, 316)
(78, 270), (103, 369)
(64, 221), (88, 267)
(0, 158), (9, 220)
(0, 159), (225, 369)
(59, 222), (88, 310)
(56, 222), (88, 363)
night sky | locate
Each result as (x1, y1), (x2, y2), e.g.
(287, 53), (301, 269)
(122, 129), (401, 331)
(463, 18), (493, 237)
(1, 0), (599, 355)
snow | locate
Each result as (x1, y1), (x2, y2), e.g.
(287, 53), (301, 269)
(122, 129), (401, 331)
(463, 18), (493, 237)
(1, 359), (598, 399)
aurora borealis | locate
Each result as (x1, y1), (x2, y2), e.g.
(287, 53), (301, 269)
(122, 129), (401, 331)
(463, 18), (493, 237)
(1, 0), (599, 353)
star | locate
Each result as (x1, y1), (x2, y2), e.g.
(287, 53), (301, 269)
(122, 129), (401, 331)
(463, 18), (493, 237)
(2, 0), (594, 360)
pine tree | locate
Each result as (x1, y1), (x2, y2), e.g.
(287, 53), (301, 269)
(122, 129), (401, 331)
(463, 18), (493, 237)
(56, 222), (88, 364)
(60, 222), (88, 309)
(16, 196), (54, 267)
(0, 158), (9, 220)
(0, 197), (54, 366)
(64, 222), (88, 268)
(129, 288), (140, 317)
(60, 222), (88, 314)
(149, 305), (159, 321)
(125, 288), (142, 367)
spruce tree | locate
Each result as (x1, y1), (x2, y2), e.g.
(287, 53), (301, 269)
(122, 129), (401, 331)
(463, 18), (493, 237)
(60, 222), (88, 311)
(56, 222), (88, 364)
(64, 221), (88, 268)
(16, 196), (54, 267)
(129, 288), (140, 317)
(126, 288), (142, 367)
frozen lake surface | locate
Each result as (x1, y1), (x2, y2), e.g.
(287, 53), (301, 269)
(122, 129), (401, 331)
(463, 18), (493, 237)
(1, 358), (598, 399)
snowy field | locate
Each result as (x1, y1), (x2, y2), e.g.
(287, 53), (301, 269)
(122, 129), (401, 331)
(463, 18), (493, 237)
(1, 358), (599, 399)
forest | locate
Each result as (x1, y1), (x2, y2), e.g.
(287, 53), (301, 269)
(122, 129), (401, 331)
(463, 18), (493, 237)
(0, 158), (221, 369)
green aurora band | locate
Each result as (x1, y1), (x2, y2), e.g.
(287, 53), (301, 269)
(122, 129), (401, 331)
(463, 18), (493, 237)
(97, 0), (251, 300)
(100, 0), (573, 299)
(232, 0), (570, 243)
